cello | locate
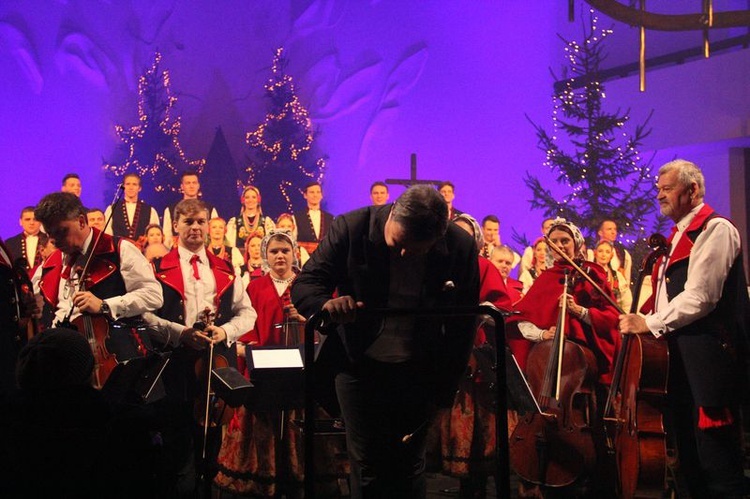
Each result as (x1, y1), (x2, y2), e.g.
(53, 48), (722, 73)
(509, 272), (599, 488)
(603, 234), (670, 498)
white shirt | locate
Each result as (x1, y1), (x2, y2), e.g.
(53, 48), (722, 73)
(308, 208), (322, 239)
(32, 229), (164, 324)
(24, 233), (39, 268)
(646, 203), (741, 338)
(143, 246), (257, 347)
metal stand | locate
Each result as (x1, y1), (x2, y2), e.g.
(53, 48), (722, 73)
(302, 305), (511, 498)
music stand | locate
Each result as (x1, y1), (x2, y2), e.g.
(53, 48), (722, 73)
(102, 352), (171, 405)
(504, 347), (541, 415)
(245, 346), (304, 411)
(211, 366), (253, 407)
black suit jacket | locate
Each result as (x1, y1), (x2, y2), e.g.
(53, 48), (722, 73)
(291, 204), (480, 408)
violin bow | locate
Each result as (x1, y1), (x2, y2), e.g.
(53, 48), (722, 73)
(543, 235), (624, 314)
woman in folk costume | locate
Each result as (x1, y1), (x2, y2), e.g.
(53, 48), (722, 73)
(214, 230), (347, 498)
(593, 239), (633, 312)
(207, 217), (244, 278)
(227, 185), (276, 254)
(511, 218), (620, 385)
(432, 214), (518, 499)
(509, 218), (621, 498)
(518, 237), (547, 294)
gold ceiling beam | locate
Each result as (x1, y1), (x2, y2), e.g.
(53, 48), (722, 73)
(583, 0), (750, 31)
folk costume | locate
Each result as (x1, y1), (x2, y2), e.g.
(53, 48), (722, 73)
(642, 203), (749, 497)
(104, 199), (159, 240)
(226, 213), (275, 252)
(510, 220), (620, 384)
(433, 215), (517, 496)
(34, 228), (163, 361)
(293, 207), (333, 254)
(214, 230), (347, 497)
(143, 245), (256, 496)
(6, 231), (45, 277)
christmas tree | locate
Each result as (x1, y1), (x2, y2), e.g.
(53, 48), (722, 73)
(522, 11), (665, 249)
(245, 47), (326, 217)
(103, 52), (205, 210)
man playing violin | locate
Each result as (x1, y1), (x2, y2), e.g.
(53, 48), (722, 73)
(143, 198), (256, 497)
(619, 160), (749, 499)
(32, 192), (163, 356)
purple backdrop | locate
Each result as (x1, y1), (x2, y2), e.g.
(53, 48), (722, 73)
(2, 1), (749, 249)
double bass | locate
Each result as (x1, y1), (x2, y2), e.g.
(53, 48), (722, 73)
(509, 272), (599, 487)
(604, 234), (670, 498)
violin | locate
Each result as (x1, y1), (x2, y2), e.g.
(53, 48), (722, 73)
(603, 233), (670, 498)
(509, 272), (599, 487)
(192, 308), (235, 460)
(61, 253), (118, 390)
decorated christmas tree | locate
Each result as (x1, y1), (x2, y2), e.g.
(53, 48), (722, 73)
(103, 52), (205, 210)
(522, 12), (666, 251)
(245, 47), (326, 216)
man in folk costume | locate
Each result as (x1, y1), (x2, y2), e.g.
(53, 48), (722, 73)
(163, 171), (219, 249)
(6, 206), (46, 277)
(620, 160), (750, 498)
(143, 198), (256, 497)
(104, 172), (159, 241)
(0, 237), (37, 393)
(293, 181), (334, 255)
(32, 192), (163, 360)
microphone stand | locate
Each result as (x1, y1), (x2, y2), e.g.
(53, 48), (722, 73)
(56, 183), (125, 329)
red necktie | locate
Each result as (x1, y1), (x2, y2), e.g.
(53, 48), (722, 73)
(190, 254), (201, 280)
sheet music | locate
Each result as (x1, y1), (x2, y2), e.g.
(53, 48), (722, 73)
(251, 348), (303, 369)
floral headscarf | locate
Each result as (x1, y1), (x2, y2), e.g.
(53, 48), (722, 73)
(545, 217), (586, 267)
(260, 229), (300, 273)
(453, 213), (484, 248)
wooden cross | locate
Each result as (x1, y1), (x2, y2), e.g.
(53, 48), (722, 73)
(385, 153), (443, 188)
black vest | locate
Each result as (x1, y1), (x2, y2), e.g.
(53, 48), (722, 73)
(111, 200), (154, 239)
(151, 256), (237, 401)
(41, 242), (127, 329)
(665, 212), (750, 406)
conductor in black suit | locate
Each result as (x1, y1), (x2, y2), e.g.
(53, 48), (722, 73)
(292, 184), (480, 498)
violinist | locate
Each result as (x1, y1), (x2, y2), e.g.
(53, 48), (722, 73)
(619, 160), (749, 498)
(143, 198), (256, 496)
(32, 192), (163, 354)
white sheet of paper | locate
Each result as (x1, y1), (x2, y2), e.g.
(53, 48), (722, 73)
(251, 349), (304, 369)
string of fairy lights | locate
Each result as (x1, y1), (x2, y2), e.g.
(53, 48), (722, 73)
(104, 47), (325, 212)
(245, 47), (325, 209)
(104, 52), (205, 195)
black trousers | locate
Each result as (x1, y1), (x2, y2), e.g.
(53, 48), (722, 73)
(667, 348), (746, 498)
(335, 359), (435, 499)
